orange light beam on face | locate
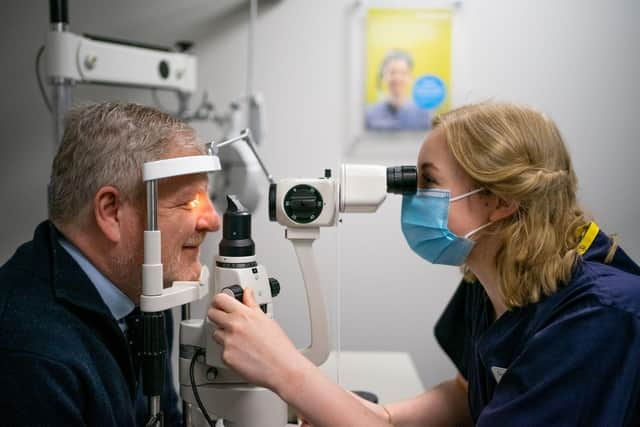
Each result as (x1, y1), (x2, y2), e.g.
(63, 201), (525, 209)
(187, 194), (201, 210)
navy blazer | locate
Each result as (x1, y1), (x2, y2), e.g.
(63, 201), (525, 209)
(0, 221), (181, 426)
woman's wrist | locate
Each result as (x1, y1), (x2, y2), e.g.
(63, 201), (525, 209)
(381, 404), (394, 426)
(352, 392), (394, 424)
(272, 352), (314, 403)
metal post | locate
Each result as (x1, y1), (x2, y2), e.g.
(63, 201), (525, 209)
(52, 79), (72, 145)
(183, 403), (193, 427)
(149, 396), (161, 422)
(49, 0), (72, 147)
(182, 303), (192, 426)
(147, 181), (158, 231)
(145, 179), (163, 426)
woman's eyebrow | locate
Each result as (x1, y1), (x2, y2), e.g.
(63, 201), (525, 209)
(420, 162), (439, 172)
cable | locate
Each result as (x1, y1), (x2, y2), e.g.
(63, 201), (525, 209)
(190, 348), (217, 427)
(36, 45), (52, 113)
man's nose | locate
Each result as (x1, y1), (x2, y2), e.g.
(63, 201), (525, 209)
(197, 196), (220, 232)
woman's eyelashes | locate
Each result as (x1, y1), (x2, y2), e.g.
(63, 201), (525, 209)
(421, 174), (438, 187)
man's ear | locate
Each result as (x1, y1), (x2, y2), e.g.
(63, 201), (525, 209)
(94, 186), (123, 243)
(489, 197), (518, 223)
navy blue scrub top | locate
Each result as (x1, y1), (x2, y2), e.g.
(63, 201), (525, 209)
(435, 224), (640, 426)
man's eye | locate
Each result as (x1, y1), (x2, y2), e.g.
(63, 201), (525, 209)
(184, 196), (200, 210)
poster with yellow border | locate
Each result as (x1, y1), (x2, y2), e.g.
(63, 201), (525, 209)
(364, 8), (452, 132)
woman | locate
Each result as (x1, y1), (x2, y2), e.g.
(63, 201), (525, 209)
(208, 102), (640, 426)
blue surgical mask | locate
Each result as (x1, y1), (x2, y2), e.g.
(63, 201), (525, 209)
(401, 188), (491, 266)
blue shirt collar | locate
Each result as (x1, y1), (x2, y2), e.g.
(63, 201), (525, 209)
(58, 237), (135, 323)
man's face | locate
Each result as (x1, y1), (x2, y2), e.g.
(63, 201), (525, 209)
(383, 58), (412, 99)
(116, 148), (221, 299)
(156, 169), (220, 286)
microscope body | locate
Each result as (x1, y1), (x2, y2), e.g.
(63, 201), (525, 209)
(179, 196), (287, 426)
(179, 265), (286, 426)
(269, 175), (338, 227)
(205, 253), (277, 368)
(179, 164), (416, 426)
(142, 129), (416, 426)
(269, 164), (417, 224)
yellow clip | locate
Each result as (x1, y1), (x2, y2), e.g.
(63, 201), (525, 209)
(577, 222), (600, 255)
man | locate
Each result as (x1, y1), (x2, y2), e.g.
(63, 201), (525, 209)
(365, 49), (431, 131)
(0, 103), (220, 425)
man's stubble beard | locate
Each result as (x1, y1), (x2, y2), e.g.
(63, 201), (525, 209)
(163, 234), (206, 287)
(111, 232), (205, 294)
(162, 245), (183, 288)
(110, 236), (144, 300)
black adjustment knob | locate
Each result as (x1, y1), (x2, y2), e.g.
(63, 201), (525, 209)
(221, 285), (244, 302)
(269, 278), (280, 298)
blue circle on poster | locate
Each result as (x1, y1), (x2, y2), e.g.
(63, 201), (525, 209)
(412, 75), (446, 109)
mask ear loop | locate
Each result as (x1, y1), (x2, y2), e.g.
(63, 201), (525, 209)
(450, 187), (485, 202)
(463, 221), (493, 239)
(450, 187), (492, 239)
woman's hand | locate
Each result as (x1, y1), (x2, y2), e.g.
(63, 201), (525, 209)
(209, 289), (394, 427)
(207, 288), (304, 394)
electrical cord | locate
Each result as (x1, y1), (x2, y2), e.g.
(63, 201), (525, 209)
(35, 45), (52, 113)
(190, 348), (217, 427)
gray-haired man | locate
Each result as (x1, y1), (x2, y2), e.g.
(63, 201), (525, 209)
(0, 103), (220, 425)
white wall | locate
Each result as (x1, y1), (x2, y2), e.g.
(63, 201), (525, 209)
(2, 0), (639, 393)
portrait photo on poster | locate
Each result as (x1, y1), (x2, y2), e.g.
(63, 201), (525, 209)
(364, 8), (452, 133)
(343, 1), (462, 161)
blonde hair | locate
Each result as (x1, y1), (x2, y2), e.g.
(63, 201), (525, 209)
(433, 102), (591, 309)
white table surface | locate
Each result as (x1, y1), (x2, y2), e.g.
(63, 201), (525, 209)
(209, 350), (425, 426)
(320, 350), (425, 404)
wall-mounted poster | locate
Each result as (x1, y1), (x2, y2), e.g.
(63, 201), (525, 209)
(364, 8), (452, 133)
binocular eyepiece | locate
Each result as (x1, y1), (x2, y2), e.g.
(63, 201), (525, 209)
(386, 166), (417, 194)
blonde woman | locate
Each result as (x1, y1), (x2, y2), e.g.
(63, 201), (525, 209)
(208, 102), (640, 426)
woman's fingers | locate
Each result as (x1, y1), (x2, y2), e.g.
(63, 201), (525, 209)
(207, 305), (230, 328)
(205, 285), (302, 391)
(212, 328), (226, 345)
(298, 416), (311, 426)
(242, 287), (260, 309)
(211, 288), (261, 313)
(211, 292), (242, 313)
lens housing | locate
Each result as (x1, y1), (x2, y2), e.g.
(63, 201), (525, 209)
(219, 195), (255, 257)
